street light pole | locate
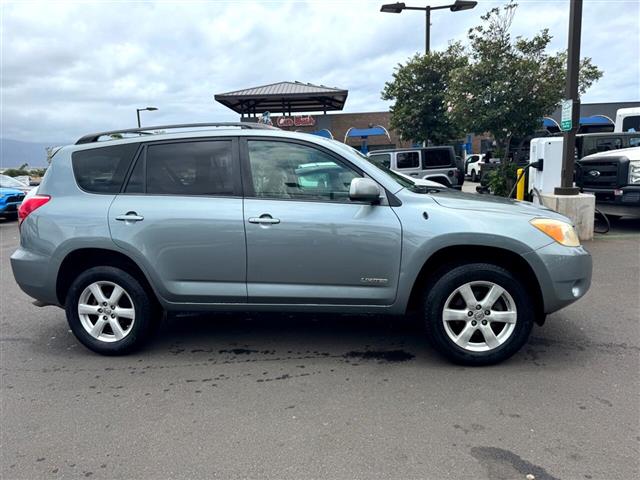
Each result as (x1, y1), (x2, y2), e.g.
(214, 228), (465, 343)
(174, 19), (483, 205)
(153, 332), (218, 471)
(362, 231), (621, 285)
(425, 6), (431, 53)
(136, 107), (159, 128)
(555, 0), (582, 195)
(381, 1), (477, 54)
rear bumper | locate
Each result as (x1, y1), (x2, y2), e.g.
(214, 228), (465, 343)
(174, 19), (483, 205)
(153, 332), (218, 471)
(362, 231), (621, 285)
(10, 247), (59, 306)
(524, 242), (592, 314)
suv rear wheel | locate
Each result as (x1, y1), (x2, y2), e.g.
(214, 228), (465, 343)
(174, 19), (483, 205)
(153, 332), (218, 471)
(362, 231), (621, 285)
(65, 266), (155, 355)
(424, 263), (534, 365)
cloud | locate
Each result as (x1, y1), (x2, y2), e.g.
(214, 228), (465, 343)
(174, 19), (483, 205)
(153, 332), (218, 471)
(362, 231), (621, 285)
(1, 0), (638, 143)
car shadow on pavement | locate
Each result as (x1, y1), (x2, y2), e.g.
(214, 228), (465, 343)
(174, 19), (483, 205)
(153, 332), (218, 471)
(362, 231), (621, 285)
(140, 311), (596, 369)
(24, 308), (600, 369)
(149, 311), (441, 363)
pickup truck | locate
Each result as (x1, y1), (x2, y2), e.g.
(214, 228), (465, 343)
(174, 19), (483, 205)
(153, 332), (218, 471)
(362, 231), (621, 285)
(576, 146), (640, 218)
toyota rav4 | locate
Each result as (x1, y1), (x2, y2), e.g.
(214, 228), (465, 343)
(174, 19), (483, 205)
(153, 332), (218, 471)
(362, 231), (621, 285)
(11, 123), (592, 365)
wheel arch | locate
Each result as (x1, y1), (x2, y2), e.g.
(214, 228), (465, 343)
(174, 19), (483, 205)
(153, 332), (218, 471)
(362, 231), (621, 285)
(422, 174), (452, 187)
(406, 244), (546, 325)
(56, 248), (159, 307)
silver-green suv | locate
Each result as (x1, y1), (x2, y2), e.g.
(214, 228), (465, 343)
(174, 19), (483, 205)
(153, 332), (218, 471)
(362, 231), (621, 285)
(11, 123), (592, 365)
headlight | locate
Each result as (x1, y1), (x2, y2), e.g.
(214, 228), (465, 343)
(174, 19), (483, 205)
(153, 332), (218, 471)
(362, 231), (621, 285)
(530, 218), (580, 247)
(629, 160), (640, 184)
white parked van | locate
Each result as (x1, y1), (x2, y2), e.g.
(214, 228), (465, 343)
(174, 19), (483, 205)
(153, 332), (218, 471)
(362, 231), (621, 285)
(615, 107), (640, 133)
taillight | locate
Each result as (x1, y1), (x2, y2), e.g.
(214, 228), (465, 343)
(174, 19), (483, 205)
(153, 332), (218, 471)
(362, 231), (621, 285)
(18, 195), (51, 225)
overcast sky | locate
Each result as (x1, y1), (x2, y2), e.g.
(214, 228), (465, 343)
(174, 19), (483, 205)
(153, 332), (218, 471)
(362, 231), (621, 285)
(2, 0), (639, 143)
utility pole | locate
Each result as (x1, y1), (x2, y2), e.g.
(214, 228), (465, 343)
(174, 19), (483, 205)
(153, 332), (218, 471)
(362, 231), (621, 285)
(555, 0), (582, 195)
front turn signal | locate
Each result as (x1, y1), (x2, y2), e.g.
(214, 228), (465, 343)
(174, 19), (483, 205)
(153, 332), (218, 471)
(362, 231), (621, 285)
(530, 218), (580, 247)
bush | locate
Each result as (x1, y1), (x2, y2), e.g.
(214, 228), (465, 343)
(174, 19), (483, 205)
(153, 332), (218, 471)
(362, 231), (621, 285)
(486, 163), (519, 197)
(2, 168), (30, 177)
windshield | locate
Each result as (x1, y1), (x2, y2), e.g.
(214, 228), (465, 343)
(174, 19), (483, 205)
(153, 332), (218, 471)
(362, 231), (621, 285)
(328, 142), (444, 193)
(0, 174), (27, 188)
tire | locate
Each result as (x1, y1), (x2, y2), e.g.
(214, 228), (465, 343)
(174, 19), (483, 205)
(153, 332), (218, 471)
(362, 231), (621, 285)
(423, 263), (534, 366)
(471, 170), (478, 182)
(65, 266), (156, 355)
(5, 212), (18, 221)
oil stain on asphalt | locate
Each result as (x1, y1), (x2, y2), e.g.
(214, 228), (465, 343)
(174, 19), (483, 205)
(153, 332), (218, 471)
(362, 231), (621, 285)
(470, 446), (561, 480)
(342, 350), (415, 362)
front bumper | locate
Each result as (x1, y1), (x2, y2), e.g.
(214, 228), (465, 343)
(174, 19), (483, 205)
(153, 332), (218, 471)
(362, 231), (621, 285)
(0, 201), (22, 215)
(583, 185), (640, 218)
(524, 242), (592, 314)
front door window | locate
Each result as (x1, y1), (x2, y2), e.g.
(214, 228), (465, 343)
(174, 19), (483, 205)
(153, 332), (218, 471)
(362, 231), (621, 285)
(247, 140), (359, 202)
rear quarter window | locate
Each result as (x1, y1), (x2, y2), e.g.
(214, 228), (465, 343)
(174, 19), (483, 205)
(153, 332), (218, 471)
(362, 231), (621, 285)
(423, 149), (454, 168)
(396, 151), (420, 169)
(72, 143), (139, 193)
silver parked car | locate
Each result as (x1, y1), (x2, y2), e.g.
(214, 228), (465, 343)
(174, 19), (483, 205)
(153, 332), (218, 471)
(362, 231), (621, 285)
(368, 147), (464, 189)
(0, 174), (33, 194)
(11, 123), (592, 365)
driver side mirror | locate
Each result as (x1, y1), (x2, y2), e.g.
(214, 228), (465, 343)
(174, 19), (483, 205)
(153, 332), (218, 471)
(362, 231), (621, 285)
(349, 178), (381, 204)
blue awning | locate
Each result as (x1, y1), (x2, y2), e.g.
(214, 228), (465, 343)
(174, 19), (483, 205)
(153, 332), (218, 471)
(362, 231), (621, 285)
(345, 126), (388, 138)
(542, 115), (614, 129)
(309, 129), (333, 139)
(579, 115), (614, 125)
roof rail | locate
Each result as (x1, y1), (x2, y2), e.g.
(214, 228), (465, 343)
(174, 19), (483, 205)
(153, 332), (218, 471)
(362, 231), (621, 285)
(75, 122), (277, 144)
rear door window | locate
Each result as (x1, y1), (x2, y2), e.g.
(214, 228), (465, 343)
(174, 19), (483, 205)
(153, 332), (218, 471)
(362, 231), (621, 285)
(423, 149), (453, 167)
(72, 143), (139, 193)
(583, 137), (623, 156)
(145, 141), (234, 196)
(597, 138), (622, 152)
(396, 151), (420, 169)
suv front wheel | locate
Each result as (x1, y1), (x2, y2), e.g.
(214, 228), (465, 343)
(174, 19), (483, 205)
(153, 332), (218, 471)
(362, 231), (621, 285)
(65, 266), (155, 355)
(424, 263), (534, 365)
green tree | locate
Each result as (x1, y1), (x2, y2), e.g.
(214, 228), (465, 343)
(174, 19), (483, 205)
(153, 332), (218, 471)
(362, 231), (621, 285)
(381, 43), (468, 145)
(446, 1), (603, 161)
(45, 146), (56, 165)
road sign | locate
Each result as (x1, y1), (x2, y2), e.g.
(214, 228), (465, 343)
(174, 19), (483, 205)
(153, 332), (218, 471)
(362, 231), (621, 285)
(561, 99), (573, 131)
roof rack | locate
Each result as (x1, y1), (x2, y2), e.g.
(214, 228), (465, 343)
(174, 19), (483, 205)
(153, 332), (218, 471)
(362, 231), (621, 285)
(75, 122), (278, 144)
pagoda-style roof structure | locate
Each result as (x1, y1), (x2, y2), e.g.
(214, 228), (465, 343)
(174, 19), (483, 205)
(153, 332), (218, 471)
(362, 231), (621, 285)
(214, 81), (348, 116)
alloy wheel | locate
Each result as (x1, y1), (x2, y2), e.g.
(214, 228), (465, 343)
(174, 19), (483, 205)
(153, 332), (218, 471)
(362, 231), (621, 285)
(441, 281), (517, 352)
(78, 281), (136, 342)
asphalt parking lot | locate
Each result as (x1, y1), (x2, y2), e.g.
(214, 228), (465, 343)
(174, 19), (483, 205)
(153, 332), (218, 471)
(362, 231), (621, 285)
(1, 216), (638, 480)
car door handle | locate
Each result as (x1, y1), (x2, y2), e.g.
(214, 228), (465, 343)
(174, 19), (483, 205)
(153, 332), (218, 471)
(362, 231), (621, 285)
(248, 215), (280, 225)
(115, 212), (144, 222)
